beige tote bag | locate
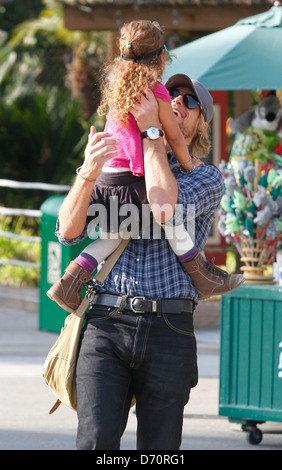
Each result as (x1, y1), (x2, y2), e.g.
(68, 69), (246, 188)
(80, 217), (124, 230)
(41, 238), (130, 414)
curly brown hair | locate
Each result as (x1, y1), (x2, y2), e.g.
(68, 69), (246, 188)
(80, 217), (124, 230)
(98, 20), (170, 126)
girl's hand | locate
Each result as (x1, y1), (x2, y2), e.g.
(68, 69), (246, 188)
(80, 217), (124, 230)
(191, 156), (204, 168)
(78, 126), (119, 181)
(129, 89), (161, 132)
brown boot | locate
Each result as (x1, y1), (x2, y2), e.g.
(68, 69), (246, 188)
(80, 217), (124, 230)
(181, 253), (245, 300)
(46, 261), (93, 313)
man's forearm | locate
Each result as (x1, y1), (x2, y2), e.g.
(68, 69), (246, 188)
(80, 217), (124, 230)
(129, 90), (178, 223)
(58, 176), (94, 240)
(143, 138), (178, 223)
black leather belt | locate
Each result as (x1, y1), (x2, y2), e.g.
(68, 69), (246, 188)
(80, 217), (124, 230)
(91, 293), (195, 316)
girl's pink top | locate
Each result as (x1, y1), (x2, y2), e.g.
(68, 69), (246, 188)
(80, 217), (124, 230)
(103, 81), (171, 176)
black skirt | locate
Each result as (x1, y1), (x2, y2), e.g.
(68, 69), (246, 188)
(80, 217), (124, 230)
(88, 171), (150, 234)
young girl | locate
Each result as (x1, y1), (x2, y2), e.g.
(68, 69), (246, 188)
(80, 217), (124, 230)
(47, 20), (203, 312)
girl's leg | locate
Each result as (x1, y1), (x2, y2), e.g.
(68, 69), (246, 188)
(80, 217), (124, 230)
(161, 222), (198, 262)
(74, 234), (123, 274)
(47, 233), (123, 312)
(161, 221), (245, 300)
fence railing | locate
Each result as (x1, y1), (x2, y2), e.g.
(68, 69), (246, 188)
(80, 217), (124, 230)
(0, 179), (70, 269)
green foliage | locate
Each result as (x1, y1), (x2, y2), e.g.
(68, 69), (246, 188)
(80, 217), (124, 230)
(0, 0), (106, 104)
(1, 88), (85, 183)
(0, 87), (91, 208)
(0, 0), (44, 36)
(0, 0), (107, 287)
(0, 216), (40, 287)
(0, 0), (107, 209)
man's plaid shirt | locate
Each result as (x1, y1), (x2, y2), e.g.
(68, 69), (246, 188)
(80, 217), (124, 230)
(56, 152), (224, 303)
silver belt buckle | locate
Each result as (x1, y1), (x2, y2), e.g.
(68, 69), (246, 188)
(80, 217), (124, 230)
(131, 296), (146, 314)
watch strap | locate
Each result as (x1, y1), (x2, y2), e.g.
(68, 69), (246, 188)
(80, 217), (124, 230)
(141, 128), (164, 139)
(141, 130), (148, 139)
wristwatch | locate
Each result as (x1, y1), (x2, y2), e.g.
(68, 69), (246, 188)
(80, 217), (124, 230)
(141, 127), (164, 140)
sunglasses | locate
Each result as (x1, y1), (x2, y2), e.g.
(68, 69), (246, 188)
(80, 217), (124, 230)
(168, 88), (200, 110)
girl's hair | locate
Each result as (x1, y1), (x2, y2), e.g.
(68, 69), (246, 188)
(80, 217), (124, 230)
(98, 20), (170, 125)
(190, 114), (212, 158)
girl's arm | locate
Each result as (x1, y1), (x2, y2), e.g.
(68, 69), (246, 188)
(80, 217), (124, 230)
(130, 90), (178, 224)
(156, 97), (194, 172)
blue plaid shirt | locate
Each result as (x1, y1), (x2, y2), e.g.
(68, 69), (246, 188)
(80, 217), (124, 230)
(56, 152), (224, 303)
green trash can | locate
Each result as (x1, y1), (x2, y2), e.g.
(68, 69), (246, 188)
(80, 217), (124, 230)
(39, 195), (96, 333)
(219, 283), (282, 445)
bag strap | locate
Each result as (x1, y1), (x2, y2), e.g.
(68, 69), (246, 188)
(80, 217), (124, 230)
(93, 237), (131, 285)
(76, 236), (131, 309)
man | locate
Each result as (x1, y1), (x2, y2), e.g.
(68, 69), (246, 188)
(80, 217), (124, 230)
(164, 74), (212, 159)
(55, 75), (238, 450)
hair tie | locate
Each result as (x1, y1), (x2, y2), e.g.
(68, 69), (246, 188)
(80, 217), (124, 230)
(120, 44), (166, 63)
(121, 43), (138, 62)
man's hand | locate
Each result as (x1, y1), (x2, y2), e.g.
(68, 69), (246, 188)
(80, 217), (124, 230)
(78, 126), (119, 181)
(58, 127), (118, 239)
(129, 89), (161, 132)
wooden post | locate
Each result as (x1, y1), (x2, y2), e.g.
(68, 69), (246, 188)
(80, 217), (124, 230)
(234, 90), (252, 118)
(254, 159), (262, 192)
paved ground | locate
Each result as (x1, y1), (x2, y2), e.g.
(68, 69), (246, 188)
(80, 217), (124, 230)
(0, 287), (281, 450)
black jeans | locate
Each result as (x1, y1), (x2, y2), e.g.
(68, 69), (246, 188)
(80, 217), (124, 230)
(76, 303), (198, 450)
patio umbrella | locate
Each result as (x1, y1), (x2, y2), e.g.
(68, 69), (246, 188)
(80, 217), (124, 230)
(164, 3), (282, 90)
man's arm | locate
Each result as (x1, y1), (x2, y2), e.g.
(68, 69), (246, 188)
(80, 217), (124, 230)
(58, 127), (119, 240)
(130, 90), (178, 223)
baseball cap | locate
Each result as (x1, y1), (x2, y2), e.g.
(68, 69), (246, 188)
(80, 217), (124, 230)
(165, 74), (214, 124)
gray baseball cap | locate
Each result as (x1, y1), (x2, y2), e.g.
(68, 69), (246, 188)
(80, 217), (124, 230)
(165, 74), (214, 124)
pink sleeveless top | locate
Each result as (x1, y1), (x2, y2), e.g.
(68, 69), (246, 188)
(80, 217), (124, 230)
(103, 81), (171, 176)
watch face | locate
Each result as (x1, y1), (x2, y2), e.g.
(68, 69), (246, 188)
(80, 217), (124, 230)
(147, 127), (161, 139)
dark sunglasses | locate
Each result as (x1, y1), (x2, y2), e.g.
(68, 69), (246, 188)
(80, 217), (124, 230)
(168, 88), (200, 110)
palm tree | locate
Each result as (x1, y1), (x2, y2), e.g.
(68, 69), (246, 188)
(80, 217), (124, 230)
(0, 0), (107, 118)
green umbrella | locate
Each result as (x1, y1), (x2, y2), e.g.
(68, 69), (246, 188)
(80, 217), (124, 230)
(164, 4), (282, 90)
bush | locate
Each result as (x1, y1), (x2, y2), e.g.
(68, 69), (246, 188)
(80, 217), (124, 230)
(0, 216), (40, 287)
(0, 87), (95, 209)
